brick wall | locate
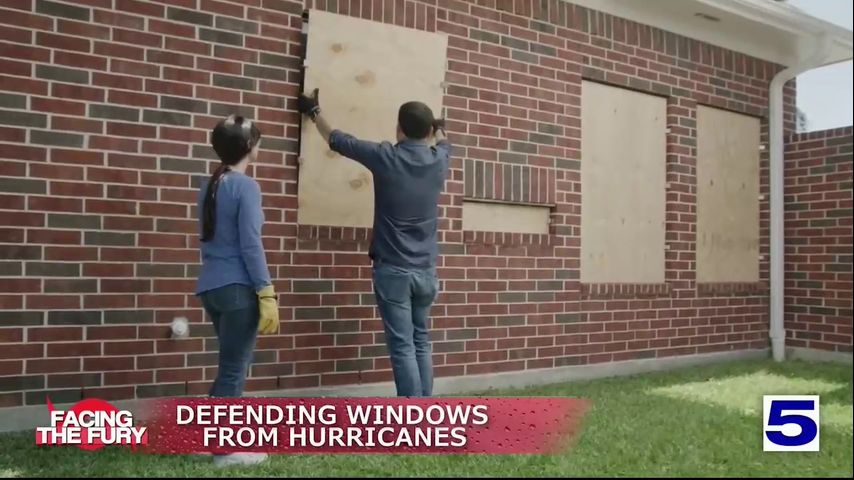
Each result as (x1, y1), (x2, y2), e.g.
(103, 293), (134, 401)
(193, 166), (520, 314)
(0, 0), (796, 408)
(784, 127), (853, 354)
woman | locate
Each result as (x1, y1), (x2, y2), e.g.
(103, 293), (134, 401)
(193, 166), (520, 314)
(195, 115), (279, 466)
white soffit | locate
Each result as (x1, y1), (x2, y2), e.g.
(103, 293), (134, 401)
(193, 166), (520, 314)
(567, 0), (853, 67)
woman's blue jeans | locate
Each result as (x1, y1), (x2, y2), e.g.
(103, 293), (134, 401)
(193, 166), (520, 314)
(199, 283), (259, 398)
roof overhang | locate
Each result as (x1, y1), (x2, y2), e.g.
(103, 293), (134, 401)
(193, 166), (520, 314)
(568, 0), (853, 67)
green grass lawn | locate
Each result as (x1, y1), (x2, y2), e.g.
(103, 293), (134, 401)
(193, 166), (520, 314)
(1, 358), (851, 478)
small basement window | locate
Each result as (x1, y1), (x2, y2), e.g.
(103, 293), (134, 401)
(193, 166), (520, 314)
(462, 200), (551, 235)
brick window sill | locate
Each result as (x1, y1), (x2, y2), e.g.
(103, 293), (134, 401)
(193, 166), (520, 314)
(297, 225), (372, 243)
(697, 282), (768, 296)
(581, 283), (672, 299)
(462, 230), (556, 246)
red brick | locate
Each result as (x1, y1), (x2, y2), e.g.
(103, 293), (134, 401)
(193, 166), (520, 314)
(46, 372), (102, 389)
(156, 339), (203, 354)
(0, 24), (30, 44)
(197, 57), (242, 75)
(245, 35), (286, 52)
(160, 37), (209, 58)
(153, 279), (195, 292)
(3, 211), (44, 229)
(89, 135), (139, 152)
(0, 42), (50, 62)
(25, 296), (80, 310)
(101, 279), (150, 293)
(0, 195), (25, 214)
(82, 386), (134, 401)
(47, 342), (101, 357)
(0, 360), (22, 376)
(149, 18), (194, 38)
(36, 32), (89, 52)
(205, 0), (244, 17)
(111, 58), (159, 77)
(0, 392), (22, 407)
(160, 127), (206, 144)
(0, 5), (54, 28)
(0, 295), (23, 309)
(82, 263), (134, 277)
(102, 341), (153, 356)
(51, 83), (105, 102)
(0, 75), (47, 95)
(137, 354), (185, 369)
(0, 159), (24, 179)
(93, 9), (145, 29)
(28, 358), (80, 374)
(85, 199), (136, 215)
(92, 72), (143, 91)
(0, 328), (22, 343)
(51, 116), (103, 134)
(104, 371), (153, 385)
(58, 19), (110, 39)
(163, 66), (209, 85)
(152, 249), (197, 263)
(107, 122), (157, 138)
(27, 229), (79, 245)
(0, 127), (23, 143)
(108, 90), (157, 108)
(115, 0), (164, 17)
(102, 215), (153, 231)
(86, 326), (136, 341)
(137, 294), (184, 309)
(100, 248), (150, 263)
(156, 368), (203, 383)
(50, 148), (104, 167)
(147, 49), (195, 69)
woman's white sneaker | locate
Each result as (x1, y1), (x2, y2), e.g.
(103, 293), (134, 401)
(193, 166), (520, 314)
(212, 452), (268, 467)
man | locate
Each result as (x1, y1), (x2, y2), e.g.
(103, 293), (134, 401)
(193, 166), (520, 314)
(298, 89), (450, 397)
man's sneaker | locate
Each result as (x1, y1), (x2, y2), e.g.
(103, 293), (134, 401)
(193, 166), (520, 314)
(212, 452), (268, 467)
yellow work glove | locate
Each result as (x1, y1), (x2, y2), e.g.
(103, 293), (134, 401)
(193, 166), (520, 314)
(256, 285), (280, 335)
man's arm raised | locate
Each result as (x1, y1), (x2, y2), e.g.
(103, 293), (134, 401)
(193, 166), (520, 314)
(313, 111), (333, 143)
(297, 88), (384, 171)
(432, 117), (451, 164)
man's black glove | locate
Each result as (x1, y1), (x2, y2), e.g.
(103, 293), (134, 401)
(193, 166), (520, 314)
(432, 117), (446, 133)
(297, 88), (320, 119)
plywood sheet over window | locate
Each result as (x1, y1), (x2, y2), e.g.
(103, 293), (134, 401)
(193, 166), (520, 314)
(580, 81), (666, 284)
(298, 10), (447, 227)
(696, 106), (760, 283)
(462, 201), (551, 234)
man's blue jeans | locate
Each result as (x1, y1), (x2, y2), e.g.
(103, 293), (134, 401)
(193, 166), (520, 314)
(199, 283), (259, 397)
(372, 263), (439, 397)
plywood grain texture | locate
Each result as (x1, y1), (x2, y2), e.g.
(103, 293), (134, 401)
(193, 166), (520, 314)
(297, 10), (448, 227)
(462, 201), (551, 234)
(580, 81), (667, 284)
(696, 105), (761, 283)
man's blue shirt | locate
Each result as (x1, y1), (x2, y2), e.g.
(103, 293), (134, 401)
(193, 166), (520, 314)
(329, 130), (451, 269)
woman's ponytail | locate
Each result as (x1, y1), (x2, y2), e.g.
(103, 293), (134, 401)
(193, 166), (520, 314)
(200, 163), (229, 242)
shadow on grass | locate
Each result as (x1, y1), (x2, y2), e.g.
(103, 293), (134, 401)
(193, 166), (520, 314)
(0, 359), (850, 478)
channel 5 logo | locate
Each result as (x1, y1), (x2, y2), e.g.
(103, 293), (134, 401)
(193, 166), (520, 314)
(763, 395), (820, 452)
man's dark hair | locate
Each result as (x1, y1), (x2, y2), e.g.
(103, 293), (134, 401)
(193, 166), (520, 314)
(398, 101), (435, 140)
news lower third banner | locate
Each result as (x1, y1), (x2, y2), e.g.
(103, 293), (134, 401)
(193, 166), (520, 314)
(36, 397), (590, 455)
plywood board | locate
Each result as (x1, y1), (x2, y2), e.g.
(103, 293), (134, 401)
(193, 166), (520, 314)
(462, 201), (551, 234)
(580, 81), (667, 283)
(696, 106), (760, 283)
(298, 10), (448, 227)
